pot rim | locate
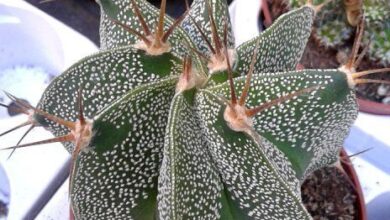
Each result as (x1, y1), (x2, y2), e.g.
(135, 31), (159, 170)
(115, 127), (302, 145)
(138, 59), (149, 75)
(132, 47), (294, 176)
(357, 98), (390, 116)
(340, 148), (367, 220)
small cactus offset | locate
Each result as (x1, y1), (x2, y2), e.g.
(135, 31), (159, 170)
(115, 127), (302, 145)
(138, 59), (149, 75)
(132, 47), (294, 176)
(3, 0), (381, 219)
(289, 0), (390, 65)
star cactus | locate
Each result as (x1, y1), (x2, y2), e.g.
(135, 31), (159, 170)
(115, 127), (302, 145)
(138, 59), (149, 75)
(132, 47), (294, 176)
(1, 0), (377, 219)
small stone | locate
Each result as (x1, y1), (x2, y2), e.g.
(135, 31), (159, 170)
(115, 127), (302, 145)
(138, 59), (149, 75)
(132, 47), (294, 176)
(377, 84), (390, 96)
(382, 96), (390, 105)
(336, 50), (349, 65)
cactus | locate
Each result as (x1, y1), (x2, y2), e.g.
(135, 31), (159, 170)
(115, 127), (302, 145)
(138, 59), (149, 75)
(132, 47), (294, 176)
(2, 0), (377, 219)
(289, 0), (390, 65)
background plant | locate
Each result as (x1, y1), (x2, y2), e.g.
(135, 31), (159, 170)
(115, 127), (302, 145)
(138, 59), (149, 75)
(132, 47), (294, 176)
(0, 0), (367, 219)
(289, 0), (390, 66)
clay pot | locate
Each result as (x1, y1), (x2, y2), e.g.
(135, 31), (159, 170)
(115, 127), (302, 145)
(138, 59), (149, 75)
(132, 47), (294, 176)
(340, 149), (367, 220)
(357, 98), (390, 115)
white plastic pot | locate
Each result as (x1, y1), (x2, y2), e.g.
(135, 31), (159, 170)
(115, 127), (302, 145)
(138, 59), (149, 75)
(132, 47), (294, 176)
(0, 0), (97, 219)
(0, 0), (97, 118)
(228, 0), (261, 46)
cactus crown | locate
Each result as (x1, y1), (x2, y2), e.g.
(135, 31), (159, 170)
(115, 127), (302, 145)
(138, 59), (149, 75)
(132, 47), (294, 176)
(0, 0), (366, 219)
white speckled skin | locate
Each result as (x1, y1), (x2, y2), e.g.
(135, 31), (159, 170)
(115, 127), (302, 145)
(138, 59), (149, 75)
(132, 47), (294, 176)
(235, 6), (314, 76)
(37, 47), (181, 152)
(206, 70), (358, 179)
(158, 93), (223, 219)
(181, 0), (235, 55)
(29, 0), (360, 219)
(196, 91), (310, 219)
(71, 78), (177, 219)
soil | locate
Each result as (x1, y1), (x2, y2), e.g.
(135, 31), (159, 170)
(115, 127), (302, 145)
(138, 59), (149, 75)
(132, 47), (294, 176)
(301, 166), (359, 220)
(263, 0), (390, 105)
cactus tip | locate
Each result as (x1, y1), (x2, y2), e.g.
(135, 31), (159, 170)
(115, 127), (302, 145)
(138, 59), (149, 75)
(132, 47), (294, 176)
(223, 40), (320, 133)
(112, 0), (188, 55)
(339, 17), (390, 88)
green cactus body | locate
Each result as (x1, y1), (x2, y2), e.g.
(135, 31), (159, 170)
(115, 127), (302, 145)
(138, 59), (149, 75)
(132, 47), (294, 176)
(235, 6), (314, 75)
(36, 48), (182, 152)
(206, 70), (357, 179)
(1, 0), (361, 219)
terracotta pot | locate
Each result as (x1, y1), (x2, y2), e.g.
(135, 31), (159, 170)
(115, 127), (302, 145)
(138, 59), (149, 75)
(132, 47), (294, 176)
(70, 208), (74, 220)
(340, 149), (367, 220)
(357, 98), (390, 115)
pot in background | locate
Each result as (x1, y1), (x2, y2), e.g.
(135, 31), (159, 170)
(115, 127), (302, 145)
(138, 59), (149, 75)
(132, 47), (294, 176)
(340, 149), (367, 220)
(357, 98), (390, 115)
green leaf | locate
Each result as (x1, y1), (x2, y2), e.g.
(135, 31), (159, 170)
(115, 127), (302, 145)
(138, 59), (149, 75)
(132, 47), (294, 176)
(235, 6), (314, 75)
(195, 90), (311, 219)
(36, 47), (181, 152)
(71, 77), (177, 219)
(206, 69), (358, 179)
(157, 91), (223, 219)
(181, 0), (235, 54)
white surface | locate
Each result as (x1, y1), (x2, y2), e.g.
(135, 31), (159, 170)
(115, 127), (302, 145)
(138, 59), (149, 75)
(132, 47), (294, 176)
(0, 0), (97, 68)
(344, 112), (390, 208)
(229, 0), (261, 46)
(348, 155), (390, 203)
(0, 116), (69, 220)
(0, 0), (98, 219)
(353, 112), (390, 145)
(0, 163), (10, 205)
(0, 66), (51, 118)
(36, 179), (70, 220)
(0, 0), (97, 118)
(0, 3), (64, 76)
